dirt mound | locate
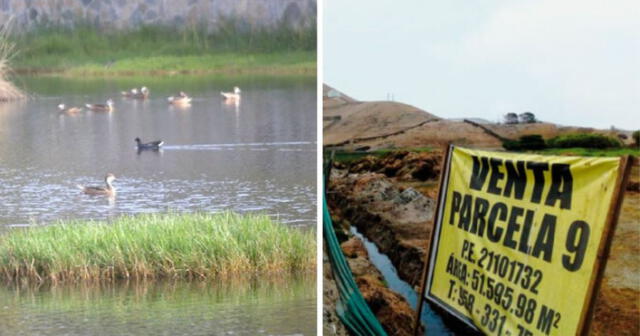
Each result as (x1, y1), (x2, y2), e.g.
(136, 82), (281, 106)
(341, 235), (423, 336)
(328, 172), (436, 286)
(322, 236), (423, 336)
(345, 151), (442, 181)
(357, 274), (420, 336)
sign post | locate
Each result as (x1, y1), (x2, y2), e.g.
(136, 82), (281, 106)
(414, 146), (632, 336)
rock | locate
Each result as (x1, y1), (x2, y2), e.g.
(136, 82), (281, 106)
(341, 236), (368, 258)
(358, 275), (422, 336)
(346, 151), (441, 182)
(325, 233), (424, 335)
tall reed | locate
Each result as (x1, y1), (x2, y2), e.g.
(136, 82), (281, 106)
(0, 212), (316, 283)
(9, 21), (316, 72)
(0, 20), (25, 101)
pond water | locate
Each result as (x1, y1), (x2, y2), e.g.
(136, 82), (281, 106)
(0, 75), (317, 335)
(0, 75), (316, 228)
(0, 277), (316, 336)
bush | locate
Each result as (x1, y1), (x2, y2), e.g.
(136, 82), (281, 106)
(502, 134), (547, 151)
(633, 130), (640, 146)
(546, 133), (622, 149)
(518, 134), (547, 149)
(502, 140), (521, 150)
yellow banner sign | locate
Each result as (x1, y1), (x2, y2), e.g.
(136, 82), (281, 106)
(425, 146), (624, 336)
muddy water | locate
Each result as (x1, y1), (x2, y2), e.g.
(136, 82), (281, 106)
(0, 277), (316, 336)
(351, 227), (456, 336)
(0, 75), (316, 228)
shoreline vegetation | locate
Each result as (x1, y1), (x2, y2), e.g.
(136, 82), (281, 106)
(0, 23), (25, 100)
(7, 24), (316, 77)
(0, 212), (316, 283)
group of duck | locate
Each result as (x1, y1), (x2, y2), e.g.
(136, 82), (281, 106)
(74, 85), (242, 197)
(59, 86), (241, 114)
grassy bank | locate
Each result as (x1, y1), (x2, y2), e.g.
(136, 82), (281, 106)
(9, 24), (316, 76)
(328, 146), (435, 163)
(0, 212), (315, 283)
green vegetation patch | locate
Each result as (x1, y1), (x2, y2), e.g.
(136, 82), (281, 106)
(328, 146), (434, 164)
(0, 212), (315, 283)
(546, 133), (622, 149)
(9, 23), (316, 76)
(503, 133), (627, 152)
(535, 147), (640, 157)
(502, 134), (547, 151)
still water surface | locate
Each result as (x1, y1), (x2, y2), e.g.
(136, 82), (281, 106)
(0, 75), (316, 335)
(0, 75), (316, 228)
(0, 277), (316, 336)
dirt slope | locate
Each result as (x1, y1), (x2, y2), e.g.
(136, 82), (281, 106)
(323, 85), (635, 149)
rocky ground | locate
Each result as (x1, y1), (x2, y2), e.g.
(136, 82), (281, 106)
(326, 152), (640, 335)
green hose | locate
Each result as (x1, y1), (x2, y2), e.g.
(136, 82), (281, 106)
(324, 192), (388, 336)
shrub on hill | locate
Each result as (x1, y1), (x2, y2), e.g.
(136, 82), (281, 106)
(546, 133), (622, 149)
(502, 134), (547, 150)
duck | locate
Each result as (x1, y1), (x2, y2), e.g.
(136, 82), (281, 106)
(58, 104), (82, 114)
(221, 86), (241, 101)
(135, 86), (150, 99)
(167, 91), (192, 105)
(121, 88), (139, 98)
(86, 99), (114, 112)
(77, 173), (116, 196)
(135, 137), (164, 150)
(122, 87), (150, 99)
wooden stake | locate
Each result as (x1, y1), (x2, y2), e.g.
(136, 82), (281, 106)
(578, 155), (634, 335)
(413, 144), (453, 336)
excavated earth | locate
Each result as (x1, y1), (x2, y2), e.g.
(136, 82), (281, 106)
(327, 152), (640, 335)
(323, 237), (423, 336)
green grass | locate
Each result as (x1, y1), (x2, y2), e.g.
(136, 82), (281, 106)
(328, 146), (435, 163)
(8, 23), (316, 76)
(0, 212), (315, 283)
(534, 147), (640, 157)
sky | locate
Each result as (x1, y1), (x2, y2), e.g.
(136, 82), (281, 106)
(324, 0), (639, 130)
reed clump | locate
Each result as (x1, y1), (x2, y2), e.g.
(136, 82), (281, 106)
(0, 212), (315, 283)
(0, 22), (25, 101)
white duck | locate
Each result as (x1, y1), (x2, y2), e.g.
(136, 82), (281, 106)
(221, 87), (241, 101)
(168, 91), (192, 105)
(58, 104), (82, 114)
(86, 99), (114, 112)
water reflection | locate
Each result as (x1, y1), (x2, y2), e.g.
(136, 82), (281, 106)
(0, 276), (316, 336)
(0, 75), (316, 228)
